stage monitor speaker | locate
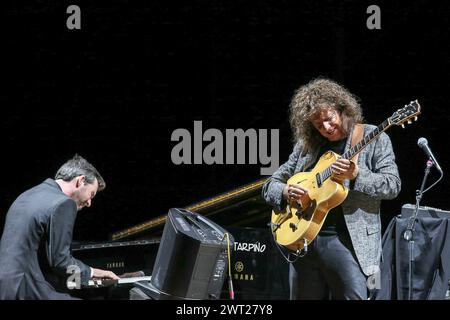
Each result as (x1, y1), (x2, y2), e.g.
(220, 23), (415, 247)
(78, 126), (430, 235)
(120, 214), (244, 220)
(401, 203), (450, 219)
(148, 208), (234, 300)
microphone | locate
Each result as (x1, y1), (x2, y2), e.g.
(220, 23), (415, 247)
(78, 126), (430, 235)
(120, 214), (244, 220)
(417, 137), (443, 173)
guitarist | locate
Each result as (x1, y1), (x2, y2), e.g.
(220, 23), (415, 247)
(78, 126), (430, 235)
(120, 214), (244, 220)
(262, 78), (401, 299)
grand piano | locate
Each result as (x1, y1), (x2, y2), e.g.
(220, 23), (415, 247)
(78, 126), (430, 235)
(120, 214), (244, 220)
(71, 178), (290, 300)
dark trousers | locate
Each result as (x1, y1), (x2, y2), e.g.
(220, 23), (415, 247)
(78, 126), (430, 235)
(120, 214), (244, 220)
(289, 233), (368, 300)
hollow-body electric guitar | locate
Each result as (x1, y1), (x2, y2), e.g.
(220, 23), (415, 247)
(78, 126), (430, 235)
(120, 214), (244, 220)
(271, 100), (421, 251)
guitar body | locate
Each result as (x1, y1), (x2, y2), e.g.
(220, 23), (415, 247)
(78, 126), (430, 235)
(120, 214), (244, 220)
(271, 151), (348, 251)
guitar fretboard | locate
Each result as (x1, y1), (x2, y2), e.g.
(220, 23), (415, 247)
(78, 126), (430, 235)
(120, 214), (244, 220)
(343, 120), (390, 160)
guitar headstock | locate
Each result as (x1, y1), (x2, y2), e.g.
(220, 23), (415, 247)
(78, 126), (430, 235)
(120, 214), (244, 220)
(389, 100), (421, 128)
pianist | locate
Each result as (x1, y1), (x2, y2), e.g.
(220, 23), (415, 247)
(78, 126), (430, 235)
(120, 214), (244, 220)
(0, 154), (119, 299)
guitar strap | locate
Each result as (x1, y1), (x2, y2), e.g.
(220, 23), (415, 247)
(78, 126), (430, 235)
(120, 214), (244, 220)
(350, 123), (364, 164)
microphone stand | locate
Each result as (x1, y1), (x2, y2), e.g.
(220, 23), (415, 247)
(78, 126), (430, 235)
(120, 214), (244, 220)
(403, 159), (434, 300)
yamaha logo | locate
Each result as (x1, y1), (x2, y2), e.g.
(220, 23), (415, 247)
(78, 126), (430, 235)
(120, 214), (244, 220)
(234, 261), (244, 272)
(233, 261), (254, 281)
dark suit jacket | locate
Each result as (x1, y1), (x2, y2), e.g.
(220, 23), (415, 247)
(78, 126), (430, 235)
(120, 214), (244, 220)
(0, 179), (91, 299)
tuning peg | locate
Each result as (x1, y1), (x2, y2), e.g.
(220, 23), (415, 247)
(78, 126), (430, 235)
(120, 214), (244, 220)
(407, 120), (412, 124)
(401, 124), (405, 129)
(414, 116), (418, 121)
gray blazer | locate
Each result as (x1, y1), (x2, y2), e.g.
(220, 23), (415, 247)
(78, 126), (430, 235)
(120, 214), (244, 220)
(262, 124), (401, 276)
(0, 179), (91, 299)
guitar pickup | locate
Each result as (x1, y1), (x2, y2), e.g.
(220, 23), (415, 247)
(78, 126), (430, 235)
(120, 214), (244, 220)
(316, 172), (323, 187)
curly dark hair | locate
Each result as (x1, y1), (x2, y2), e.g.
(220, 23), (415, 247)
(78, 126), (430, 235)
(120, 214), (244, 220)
(289, 78), (364, 153)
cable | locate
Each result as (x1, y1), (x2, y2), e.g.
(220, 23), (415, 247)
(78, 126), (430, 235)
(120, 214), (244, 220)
(422, 170), (444, 194)
(270, 229), (306, 263)
(223, 233), (234, 300)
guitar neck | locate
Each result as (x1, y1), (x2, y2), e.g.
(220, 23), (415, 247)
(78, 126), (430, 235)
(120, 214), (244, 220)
(342, 119), (392, 160)
(318, 120), (393, 183)
(318, 99), (420, 182)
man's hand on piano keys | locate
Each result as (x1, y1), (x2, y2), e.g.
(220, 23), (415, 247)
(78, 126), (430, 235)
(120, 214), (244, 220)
(78, 270), (151, 288)
(92, 268), (120, 280)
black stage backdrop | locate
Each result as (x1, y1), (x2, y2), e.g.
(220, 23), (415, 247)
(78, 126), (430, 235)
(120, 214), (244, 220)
(1, 0), (449, 242)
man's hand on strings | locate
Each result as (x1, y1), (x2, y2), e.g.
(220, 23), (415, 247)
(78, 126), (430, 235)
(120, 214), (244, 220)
(331, 158), (359, 181)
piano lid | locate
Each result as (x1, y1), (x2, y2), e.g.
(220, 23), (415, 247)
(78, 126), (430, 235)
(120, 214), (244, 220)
(111, 178), (272, 241)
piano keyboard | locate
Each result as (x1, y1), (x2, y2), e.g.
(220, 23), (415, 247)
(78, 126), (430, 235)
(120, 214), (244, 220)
(87, 276), (152, 288)
(68, 276), (152, 289)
